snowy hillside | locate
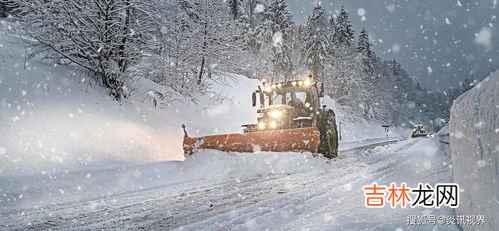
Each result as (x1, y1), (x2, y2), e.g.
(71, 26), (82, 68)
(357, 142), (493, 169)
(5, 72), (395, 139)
(449, 70), (499, 231)
(0, 20), (260, 175)
(0, 19), (405, 176)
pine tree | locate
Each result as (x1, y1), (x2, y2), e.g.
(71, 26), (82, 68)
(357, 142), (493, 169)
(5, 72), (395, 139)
(356, 28), (376, 75)
(228, 0), (242, 20)
(267, 0), (292, 34)
(333, 6), (354, 47)
(302, 5), (329, 81)
(238, 0), (272, 54)
(0, 1), (10, 17)
(267, 0), (293, 80)
(326, 15), (336, 55)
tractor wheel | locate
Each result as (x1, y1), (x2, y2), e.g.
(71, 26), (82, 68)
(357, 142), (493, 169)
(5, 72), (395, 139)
(326, 117), (339, 158)
(318, 129), (337, 158)
(317, 109), (339, 158)
(324, 128), (338, 158)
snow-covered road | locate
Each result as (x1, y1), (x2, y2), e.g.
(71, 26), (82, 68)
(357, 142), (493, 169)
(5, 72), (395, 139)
(0, 138), (458, 231)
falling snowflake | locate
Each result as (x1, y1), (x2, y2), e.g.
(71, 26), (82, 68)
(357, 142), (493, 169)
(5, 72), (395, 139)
(254, 4), (265, 13)
(474, 27), (492, 49)
(454, 131), (464, 139)
(386, 4), (396, 12)
(357, 8), (366, 17)
(392, 43), (401, 53)
(476, 160), (486, 168)
(272, 31), (283, 47)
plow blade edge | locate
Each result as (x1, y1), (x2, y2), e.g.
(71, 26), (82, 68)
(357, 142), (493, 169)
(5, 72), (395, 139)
(183, 127), (320, 154)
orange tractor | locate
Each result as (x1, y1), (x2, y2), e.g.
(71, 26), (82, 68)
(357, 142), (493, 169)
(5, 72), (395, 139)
(182, 75), (339, 158)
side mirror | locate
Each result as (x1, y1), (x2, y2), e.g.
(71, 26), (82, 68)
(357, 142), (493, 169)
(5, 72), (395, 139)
(318, 83), (325, 97)
(252, 92), (257, 107)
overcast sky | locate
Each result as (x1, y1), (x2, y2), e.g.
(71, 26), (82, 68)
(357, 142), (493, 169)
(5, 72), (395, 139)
(286, 0), (498, 91)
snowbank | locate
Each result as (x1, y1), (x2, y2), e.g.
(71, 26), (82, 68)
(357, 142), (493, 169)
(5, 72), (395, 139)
(0, 20), (258, 176)
(322, 96), (408, 143)
(0, 150), (329, 213)
(449, 70), (499, 230)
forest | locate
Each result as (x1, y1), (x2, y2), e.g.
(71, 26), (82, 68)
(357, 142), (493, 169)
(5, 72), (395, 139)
(3, 0), (474, 128)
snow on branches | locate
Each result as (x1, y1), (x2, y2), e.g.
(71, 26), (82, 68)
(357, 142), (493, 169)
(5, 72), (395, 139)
(10, 0), (157, 101)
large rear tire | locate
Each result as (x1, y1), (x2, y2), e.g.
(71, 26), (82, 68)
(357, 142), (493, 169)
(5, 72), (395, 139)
(317, 114), (338, 159)
(326, 123), (338, 158)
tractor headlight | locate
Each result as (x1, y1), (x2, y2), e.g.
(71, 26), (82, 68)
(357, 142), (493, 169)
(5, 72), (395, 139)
(269, 121), (278, 129)
(304, 79), (311, 87)
(269, 110), (282, 118)
(258, 122), (266, 130)
(305, 102), (311, 108)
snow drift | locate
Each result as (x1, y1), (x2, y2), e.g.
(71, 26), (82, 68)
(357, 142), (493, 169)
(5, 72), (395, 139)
(449, 70), (499, 231)
(0, 20), (258, 176)
(0, 150), (329, 213)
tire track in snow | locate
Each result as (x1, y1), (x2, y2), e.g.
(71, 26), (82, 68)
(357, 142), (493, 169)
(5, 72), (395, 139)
(0, 139), (412, 230)
(176, 140), (417, 230)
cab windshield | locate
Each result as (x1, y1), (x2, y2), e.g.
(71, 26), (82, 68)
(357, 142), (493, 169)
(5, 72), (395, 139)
(272, 91), (308, 105)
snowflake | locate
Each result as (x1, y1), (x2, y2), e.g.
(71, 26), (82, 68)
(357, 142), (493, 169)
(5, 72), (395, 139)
(254, 4), (265, 13)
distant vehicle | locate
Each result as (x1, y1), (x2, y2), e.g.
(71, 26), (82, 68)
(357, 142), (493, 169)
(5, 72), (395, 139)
(411, 124), (428, 138)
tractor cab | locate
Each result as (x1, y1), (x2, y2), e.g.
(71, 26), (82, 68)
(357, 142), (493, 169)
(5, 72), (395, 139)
(246, 74), (324, 133)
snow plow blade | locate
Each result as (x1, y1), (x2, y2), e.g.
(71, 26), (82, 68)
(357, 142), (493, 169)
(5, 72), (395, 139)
(182, 125), (320, 154)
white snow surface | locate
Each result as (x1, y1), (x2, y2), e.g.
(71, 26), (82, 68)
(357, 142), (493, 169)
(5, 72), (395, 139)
(0, 138), (457, 230)
(0, 20), (454, 230)
(0, 151), (329, 213)
(449, 70), (499, 231)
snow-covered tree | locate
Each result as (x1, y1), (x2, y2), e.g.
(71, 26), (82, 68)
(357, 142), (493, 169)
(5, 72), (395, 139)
(333, 6), (354, 47)
(11, 0), (157, 101)
(302, 5), (329, 81)
(238, 0), (271, 54)
(0, 1), (12, 17)
(326, 16), (336, 55)
(356, 28), (376, 75)
(325, 51), (372, 117)
(145, 0), (247, 98)
(267, 0), (293, 80)
(173, 0), (246, 84)
(228, 0), (242, 20)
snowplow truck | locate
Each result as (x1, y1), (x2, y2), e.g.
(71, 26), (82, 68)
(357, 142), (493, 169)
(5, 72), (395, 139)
(182, 74), (338, 158)
(411, 124), (428, 138)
